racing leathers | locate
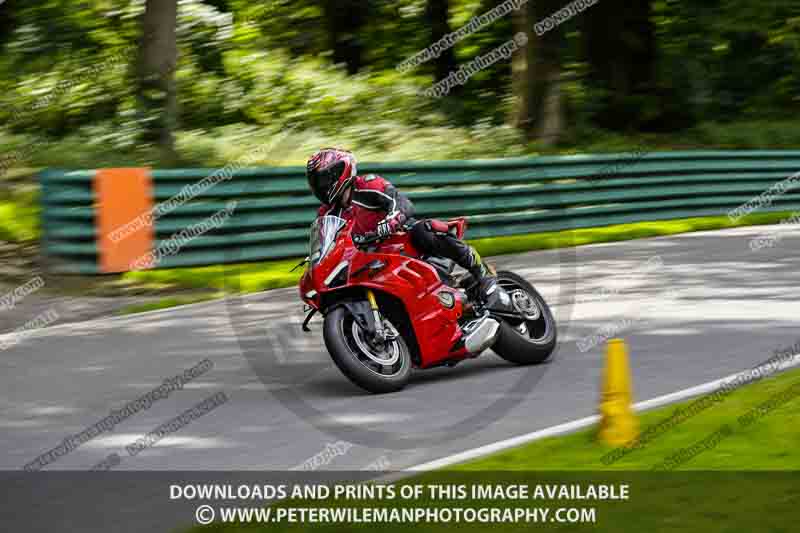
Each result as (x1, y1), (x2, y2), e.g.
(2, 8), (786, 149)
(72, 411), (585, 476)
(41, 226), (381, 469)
(317, 173), (495, 298)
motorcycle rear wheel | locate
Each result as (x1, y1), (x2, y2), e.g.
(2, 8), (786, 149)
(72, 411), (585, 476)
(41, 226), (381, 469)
(491, 271), (557, 365)
(323, 306), (412, 393)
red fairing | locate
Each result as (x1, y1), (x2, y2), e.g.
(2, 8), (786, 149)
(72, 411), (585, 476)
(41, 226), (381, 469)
(349, 249), (467, 367)
(301, 219), (468, 368)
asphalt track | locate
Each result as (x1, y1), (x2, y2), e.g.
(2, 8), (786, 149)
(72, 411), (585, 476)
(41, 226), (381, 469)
(2, 224), (799, 472)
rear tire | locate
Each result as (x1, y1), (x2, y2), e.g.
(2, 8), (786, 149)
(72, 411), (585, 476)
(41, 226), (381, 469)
(492, 271), (557, 365)
(323, 306), (412, 393)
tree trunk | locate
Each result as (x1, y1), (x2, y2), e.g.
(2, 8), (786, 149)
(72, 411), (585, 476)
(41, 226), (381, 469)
(426, 0), (458, 83)
(509, 1), (530, 128)
(0, 0), (17, 49)
(521, 0), (565, 144)
(323, 0), (367, 74)
(203, 0), (230, 11)
(583, 0), (656, 129)
(137, 0), (179, 162)
(536, 67), (563, 145)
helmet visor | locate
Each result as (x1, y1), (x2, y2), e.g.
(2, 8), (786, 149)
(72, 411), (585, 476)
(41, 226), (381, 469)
(308, 161), (346, 204)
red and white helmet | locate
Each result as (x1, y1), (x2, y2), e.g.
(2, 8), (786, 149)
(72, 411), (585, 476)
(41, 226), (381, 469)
(306, 148), (357, 205)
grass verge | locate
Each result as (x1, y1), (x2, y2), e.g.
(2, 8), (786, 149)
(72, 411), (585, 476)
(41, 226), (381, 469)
(122, 257), (305, 295)
(470, 210), (795, 257)
(117, 293), (224, 315)
(459, 365), (800, 471)
(182, 368), (800, 533)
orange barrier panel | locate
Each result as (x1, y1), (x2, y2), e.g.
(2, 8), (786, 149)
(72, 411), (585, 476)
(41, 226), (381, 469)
(93, 168), (155, 273)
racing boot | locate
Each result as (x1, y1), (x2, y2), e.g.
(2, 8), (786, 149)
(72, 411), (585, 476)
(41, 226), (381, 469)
(466, 248), (497, 304)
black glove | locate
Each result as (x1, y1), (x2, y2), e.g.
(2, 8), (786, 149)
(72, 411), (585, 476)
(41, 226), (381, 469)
(376, 215), (403, 238)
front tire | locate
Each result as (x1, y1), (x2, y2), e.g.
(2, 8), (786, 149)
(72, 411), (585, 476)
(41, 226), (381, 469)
(491, 271), (557, 365)
(323, 306), (412, 393)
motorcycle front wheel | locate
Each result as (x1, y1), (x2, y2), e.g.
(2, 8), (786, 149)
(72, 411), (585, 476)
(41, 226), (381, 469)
(323, 305), (412, 393)
(491, 271), (557, 365)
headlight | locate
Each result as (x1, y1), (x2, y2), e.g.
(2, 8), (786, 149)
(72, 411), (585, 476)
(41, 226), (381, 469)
(324, 261), (349, 288)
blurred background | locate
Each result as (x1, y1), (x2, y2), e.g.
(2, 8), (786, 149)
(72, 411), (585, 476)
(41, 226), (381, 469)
(0, 0), (799, 312)
(1, 2), (799, 485)
(1, 0), (798, 172)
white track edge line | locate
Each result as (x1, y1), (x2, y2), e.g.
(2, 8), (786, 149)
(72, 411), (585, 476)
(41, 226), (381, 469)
(404, 353), (800, 473)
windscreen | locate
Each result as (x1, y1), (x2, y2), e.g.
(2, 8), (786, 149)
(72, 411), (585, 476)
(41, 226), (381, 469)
(308, 215), (347, 266)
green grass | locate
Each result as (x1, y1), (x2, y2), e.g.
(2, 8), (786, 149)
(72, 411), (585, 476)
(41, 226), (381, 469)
(183, 368), (800, 533)
(122, 257), (305, 294)
(460, 365), (800, 471)
(124, 210), (796, 302)
(116, 293), (223, 316)
(470, 210), (797, 257)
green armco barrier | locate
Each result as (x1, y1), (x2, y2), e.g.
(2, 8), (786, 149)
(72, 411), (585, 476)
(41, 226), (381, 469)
(39, 151), (800, 274)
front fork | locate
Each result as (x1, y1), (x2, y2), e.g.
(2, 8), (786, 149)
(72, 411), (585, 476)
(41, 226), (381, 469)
(366, 289), (386, 343)
(311, 290), (396, 343)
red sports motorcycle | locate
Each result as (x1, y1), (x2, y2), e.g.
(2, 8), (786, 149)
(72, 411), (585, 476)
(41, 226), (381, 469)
(298, 216), (557, 393)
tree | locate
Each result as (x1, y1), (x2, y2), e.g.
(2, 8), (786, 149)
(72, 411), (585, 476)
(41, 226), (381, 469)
(203, 0), (231, 11)
(582, 0), (657, 130)
(509, 1), (530, 129)
(513, 0), (565, 145)
(426, 0), (458, 83)
(137, 0), (179, 161)
(0, 0), (18, 49)
(322, 0), (368, 74)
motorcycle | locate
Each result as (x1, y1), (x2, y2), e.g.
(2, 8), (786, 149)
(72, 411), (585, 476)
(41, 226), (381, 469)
(297, 215), (557, 393)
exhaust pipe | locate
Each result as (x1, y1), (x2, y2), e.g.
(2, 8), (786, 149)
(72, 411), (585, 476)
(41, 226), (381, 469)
(463, 315), (501, 354)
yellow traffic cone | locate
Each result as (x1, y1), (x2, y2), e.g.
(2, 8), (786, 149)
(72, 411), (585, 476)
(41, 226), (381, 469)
(598, 338), (639, 446)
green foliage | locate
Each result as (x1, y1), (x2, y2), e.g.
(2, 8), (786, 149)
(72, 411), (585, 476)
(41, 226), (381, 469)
(688, 120), (800, 149)
(650, 0), (800, 122)
(1, 1), (138, 135)
(0, 0), (798, 167)
(0, 187), (40, 242)
(219, 50), (436, 133)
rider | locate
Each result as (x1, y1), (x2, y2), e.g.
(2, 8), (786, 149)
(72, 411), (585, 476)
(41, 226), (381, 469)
(306, 147), (497, 301)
